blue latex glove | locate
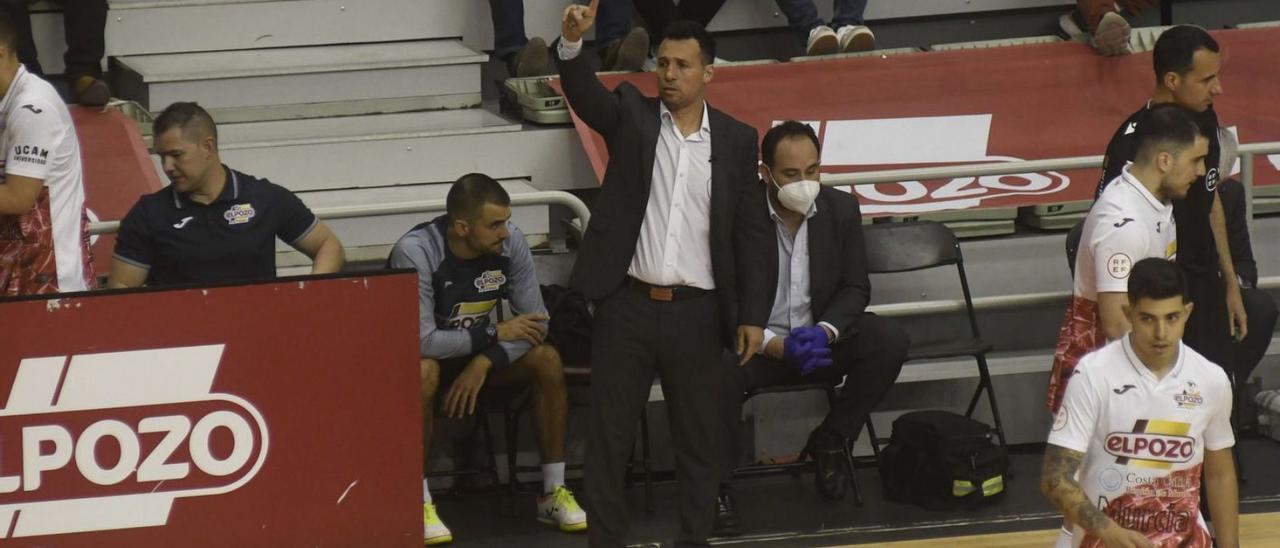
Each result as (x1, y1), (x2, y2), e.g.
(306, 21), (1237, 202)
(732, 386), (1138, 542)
(784, 326), (834, 376)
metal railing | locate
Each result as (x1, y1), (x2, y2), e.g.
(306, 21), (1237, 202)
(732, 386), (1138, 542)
(85, 143), (1280, 317)
(823, 141), (1280, 317)
(88, 190), (591, 236)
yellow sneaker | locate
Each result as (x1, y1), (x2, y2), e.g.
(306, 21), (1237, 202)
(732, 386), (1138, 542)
(537, 485), (588, 532)
(422, 503), (453, 545)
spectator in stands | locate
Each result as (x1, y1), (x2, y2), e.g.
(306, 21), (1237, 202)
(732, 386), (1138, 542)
(0, 14), (93, 295)
(388, 173), (586, 545)
(775, 0), (876, 56)
(713, 121), (907, 536)
(634, 0), (725, 45)
(558, 3), (772, 545)
(107, 102), (344, 288)
(1047, 103), (1208, 413)
(0, 1), (110, 105)
(1042, 257), (1238, 548)
(1060, 0), (1158, 56)
(1094, 25), (1274, 396)
(491, 0), (648, 76)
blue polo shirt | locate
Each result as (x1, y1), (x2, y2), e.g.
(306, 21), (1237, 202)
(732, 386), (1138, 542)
(113, 166), (318, 286)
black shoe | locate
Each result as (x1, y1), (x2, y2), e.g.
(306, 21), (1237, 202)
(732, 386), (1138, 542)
(712, 489), (743, 537)
(806, 426), (849, 500)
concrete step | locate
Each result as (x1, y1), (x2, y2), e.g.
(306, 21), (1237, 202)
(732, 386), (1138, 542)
(113, 40), (486, 118)
(191, 108), (592, 194)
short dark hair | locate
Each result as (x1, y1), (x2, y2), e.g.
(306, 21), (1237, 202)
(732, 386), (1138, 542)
(446, 173), (510, 222)
(1153, 25), (1219, 83)
(1134, 103), (1207, 164)
(1128, 258), (1188, 303)
(662, 20), (716, 65)
(153, 102), (219, 143)
(0, 13), (17, 52)
(762, 121), (821, 168)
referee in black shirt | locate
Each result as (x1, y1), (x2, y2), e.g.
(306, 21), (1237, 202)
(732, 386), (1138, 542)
(1095, 26), (1275, 382)
(108, 102), (344, 287)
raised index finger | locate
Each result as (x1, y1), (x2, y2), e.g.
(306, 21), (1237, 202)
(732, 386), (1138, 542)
(587, 0), (599, 16)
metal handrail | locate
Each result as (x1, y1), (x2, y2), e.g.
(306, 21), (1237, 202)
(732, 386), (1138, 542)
(88, 190), (591, 236)
(83, 143), (1280, 317)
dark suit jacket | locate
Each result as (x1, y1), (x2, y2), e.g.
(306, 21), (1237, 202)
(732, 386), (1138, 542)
(557, 51), (772, 343)
(764, 186), (871, 338)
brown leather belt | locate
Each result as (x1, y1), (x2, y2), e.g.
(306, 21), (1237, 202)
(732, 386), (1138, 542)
(626, 277), (711, 302)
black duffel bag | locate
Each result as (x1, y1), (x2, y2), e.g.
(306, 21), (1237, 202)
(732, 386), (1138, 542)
(880, 410), (1009, 510)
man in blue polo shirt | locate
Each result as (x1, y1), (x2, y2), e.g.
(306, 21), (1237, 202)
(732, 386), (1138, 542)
(107, 102), (344, 287)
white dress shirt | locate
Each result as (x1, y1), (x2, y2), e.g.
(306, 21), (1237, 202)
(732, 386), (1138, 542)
(759, 191), (839, 353)
(559, 36), (715, 289)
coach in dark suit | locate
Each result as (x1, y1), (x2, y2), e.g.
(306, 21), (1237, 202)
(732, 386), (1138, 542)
(558, 3), (771, 546)
(713, 122), (908, 536)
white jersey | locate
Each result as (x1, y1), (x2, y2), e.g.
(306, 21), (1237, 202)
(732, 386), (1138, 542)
(1048, 337), (1234, 548)
(0, 64), (92, 294)
(1074, 164), (1177, 299)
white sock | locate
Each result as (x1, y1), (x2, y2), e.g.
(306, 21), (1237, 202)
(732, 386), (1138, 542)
(542, 462), (566, 495)
(422, 477), (433, 504)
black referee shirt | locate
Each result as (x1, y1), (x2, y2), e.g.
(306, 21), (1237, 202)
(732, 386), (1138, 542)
(113, 166), (318, 286)
(1096, 104), (1222, 274)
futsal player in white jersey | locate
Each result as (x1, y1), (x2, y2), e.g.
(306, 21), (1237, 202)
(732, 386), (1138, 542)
(1041, 257), (1238, 548)
(1046, 104), (1209, 413)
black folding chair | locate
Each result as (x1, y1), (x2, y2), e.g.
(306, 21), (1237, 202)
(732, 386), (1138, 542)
(861, 221), (1010, 454)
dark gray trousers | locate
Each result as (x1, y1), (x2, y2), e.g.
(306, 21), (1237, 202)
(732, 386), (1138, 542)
(585, 282), (724, 547)
(719, 314), (909, 484)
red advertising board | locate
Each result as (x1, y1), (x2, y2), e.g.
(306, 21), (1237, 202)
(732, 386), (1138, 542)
(0, 272), (422, 546)
(556, 27), (1280, 216)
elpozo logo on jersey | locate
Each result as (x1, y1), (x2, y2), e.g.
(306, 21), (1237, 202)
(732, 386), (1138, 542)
(473, 270), (506, 293)
(1174, 380), (1204, 410)
(0, 345), (269, 539)
(1104, 420), (1193, 469)
(224, 204), (256, 225)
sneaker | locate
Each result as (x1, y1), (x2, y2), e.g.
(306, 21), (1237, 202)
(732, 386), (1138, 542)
(422, 503), (453, 545)
(836, 25), (876, 54)
(71, 75), (110, 107)
(805, 25), (839, 56)
(510, 36), (550, 78)
(605, 27), (650, 72)
(537, 485), (588, 532)
(1092, 11), (1131, 56)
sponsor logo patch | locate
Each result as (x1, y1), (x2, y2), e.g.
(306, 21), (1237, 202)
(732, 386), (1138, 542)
(473, 270), (506, 293)
(1174, 380), (1204, 410)
(223, 204), (256, 225)
(1105, 420), (1194, 469)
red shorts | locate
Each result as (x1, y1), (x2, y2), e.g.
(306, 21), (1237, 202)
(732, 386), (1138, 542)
(1047, 296), (1105, 413)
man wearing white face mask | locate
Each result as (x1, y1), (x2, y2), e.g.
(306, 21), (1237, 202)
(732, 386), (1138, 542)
(712, 121), (909, 536)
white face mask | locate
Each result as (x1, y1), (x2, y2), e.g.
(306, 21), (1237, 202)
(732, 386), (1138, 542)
(769, 171), (820, 214)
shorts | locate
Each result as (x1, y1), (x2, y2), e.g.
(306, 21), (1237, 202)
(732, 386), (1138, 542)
(1047, 296), (1105, 413)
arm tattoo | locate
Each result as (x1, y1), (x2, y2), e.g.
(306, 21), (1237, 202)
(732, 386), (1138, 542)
(1041, 445), (1112, 533)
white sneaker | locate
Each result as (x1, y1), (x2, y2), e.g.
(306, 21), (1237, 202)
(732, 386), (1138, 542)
(806, 25), (839, 56)
(422, 503), (453, 545)
(836, 25), (876, 53)
(1092, 11), (1131, 56)
(537, 485), (588, 532)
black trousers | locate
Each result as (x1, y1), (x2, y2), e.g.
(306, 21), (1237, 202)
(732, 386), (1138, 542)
(718, 314), (908, 484)
(0, 0), (107, 78)
(585, 282), (725, 547)
(1183, 269), (1278, 384)
(633, 0), (727, 42)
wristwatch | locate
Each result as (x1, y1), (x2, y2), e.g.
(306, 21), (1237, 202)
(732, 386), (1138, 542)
(486, 324), (498, 341)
